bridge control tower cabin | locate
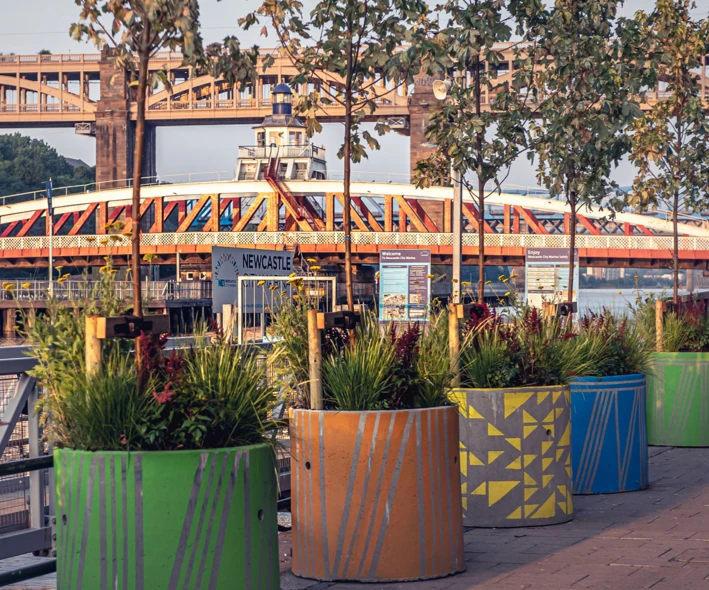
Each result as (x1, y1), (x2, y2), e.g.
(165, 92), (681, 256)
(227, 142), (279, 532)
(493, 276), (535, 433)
(235, 84), (327, 182)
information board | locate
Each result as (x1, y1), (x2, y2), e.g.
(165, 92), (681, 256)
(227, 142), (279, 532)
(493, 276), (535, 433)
(212, 246), (293, 311)
(525, 248), (579, 309)
(379, 249), (431, 321)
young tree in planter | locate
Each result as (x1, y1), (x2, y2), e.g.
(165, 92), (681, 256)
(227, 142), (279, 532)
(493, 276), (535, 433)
(242, 0), (438, 311)
(412, 0), (542, 303)
(530, 0), (650, 306)
(629, 0), (709, 304)
(71, 1), (203, 322)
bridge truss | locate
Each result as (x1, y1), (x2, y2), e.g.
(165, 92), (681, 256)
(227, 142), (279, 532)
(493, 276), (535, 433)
(0, 180), (707, 270)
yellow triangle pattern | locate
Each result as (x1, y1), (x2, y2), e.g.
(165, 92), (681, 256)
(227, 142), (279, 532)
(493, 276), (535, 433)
(543, 474), (554, 488)
(505, 437), (521, 451)
(524, 487), (538, 501)
(462, 496), (468, 510)
(488, 450), (504, 465)
(471, 482), (486, 496)
(557, 485), (567, 497)
(524, 504), (538, 517)
(506, 507), (522, 519)
(553, 389), (562, 403)
(566, 466), (573, 479)
(523, 454), (537, 467)
(524, 473), (538, 486)
(537, 390), (550, 404)
(559, 423), (571, 447)
(542, 441), (553, 455)
(542, 410), (555, 424)
(504, 391), (535, 418)
(506, 456), (521, 470)
(448, 390), (466, 415)
(488, 423), (505, 436)
(488, 481), (520, 507)
(542, 457), (554, 471)
(522, 410), (537, 424)
(524, 425), (538, 439)
(556, 407), (564, 418)
(461, 482), (467, 494)
(531, 492), (557, 519)
(469, 451), (484, 466)
(468, 405), (484, 419)
(557, 501), (567, 514)
(460, 450), (467, 477)
(556, 448), (565, 462)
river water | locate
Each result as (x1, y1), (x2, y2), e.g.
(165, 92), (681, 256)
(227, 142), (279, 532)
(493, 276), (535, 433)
(577, 287), (687, 316)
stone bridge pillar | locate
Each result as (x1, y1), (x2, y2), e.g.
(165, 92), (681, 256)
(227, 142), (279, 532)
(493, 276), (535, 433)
(409, 74), (446, 232)
(96, 48), (133, 187)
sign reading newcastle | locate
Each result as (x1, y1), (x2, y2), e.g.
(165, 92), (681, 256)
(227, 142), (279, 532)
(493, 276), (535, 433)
(379, 249), (431, 321)
(525, 247), (579, 309)
(212, 246), (293, 311)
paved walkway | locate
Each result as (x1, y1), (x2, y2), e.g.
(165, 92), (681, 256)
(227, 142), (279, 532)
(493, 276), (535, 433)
(3, 447), (709, 589)
(281, 447), (709, 589)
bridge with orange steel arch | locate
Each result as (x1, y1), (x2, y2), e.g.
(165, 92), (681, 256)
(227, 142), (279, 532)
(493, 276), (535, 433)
(0, 177), (708, 271)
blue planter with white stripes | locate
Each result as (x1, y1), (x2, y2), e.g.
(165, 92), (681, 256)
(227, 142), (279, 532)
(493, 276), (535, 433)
(570, 374), (648, 495)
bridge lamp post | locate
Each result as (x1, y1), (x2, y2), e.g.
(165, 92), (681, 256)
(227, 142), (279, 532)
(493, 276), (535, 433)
(425, 78), (464, 304)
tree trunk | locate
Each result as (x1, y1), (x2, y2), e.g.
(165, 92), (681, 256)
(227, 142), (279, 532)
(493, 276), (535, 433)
(474, 54), (485, 304)
(343, 49), (354, 312)
(567, 192), (577, 306)
(477, 176), (485, 304)
(673, 189), (679, 304)
(131, 47), (149, 321)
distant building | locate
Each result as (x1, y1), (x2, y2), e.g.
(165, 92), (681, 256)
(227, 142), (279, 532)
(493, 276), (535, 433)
(64, 157), (91, 170)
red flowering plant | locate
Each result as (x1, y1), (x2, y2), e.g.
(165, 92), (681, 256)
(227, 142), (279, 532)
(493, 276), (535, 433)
(460, 306), (594, 389)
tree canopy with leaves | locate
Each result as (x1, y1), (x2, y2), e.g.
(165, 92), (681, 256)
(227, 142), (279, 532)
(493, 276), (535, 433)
(529, 0), (651, 305)
(243, 0), (438, 310)
(629, 0), (709, 303)
(71, 0), (205, 321)
(0, 133), (95, 197)
(413, 0), (543, 303)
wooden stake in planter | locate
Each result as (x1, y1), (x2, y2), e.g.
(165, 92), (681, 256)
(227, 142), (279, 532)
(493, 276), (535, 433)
(307, 310), (361, 410)
(655, 299), (664, 352)
(85, 315), (102, 376)
(84, 314), (171, 376)
(449, 304), (461, 387)
(307, 309), (323, 410)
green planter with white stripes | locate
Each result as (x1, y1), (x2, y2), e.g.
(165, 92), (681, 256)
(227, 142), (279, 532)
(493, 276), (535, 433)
(647, 352), (709, 446)
(54, 445), (279, 590)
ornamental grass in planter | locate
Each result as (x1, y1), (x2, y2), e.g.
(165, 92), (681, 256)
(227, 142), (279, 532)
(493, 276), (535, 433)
(633, 295), (709, 447)
(274, 303), (464, 582)
(571, 311), (653, 494)
(24, 286), (280, 590)
(453, 306), (592, 527)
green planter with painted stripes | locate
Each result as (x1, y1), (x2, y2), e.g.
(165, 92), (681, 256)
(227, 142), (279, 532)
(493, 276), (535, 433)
(647, 352), (709, 447)
(55, 445), (279, 590)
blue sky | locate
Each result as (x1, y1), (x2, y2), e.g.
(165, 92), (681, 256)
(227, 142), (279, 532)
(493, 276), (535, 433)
(0, 0), (706, 188)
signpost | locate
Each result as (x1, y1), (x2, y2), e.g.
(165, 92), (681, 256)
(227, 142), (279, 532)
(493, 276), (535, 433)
(45, 179), (53, 295)
(211, 246), (294, 311)
(525, 248), (579, 309)
(379, 249), (431, 321)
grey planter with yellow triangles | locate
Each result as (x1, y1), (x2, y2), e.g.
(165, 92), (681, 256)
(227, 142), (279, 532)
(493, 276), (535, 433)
(449, 385), (573, 528)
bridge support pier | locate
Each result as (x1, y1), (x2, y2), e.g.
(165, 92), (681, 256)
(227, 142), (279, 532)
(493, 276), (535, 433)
(2, 309), (16, 336)
(95, 48), (157, 187)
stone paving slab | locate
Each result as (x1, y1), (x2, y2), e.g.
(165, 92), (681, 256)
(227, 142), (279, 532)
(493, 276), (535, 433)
(4, 447), (709, 589)
(282, 447), (709, 589)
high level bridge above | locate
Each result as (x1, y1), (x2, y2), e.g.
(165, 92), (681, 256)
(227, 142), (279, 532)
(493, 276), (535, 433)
(1, 46), (708, 185)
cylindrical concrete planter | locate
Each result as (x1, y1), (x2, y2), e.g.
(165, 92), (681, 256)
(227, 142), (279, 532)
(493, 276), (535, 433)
(450, 385), (573, 528)
(571, 374), (648, 494)
(647, 352), (709, 447)
(291, 407), (465, 582)
(55, 445), (279, 590)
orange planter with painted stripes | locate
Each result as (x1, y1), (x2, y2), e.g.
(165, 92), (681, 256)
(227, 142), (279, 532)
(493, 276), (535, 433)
(291, 407), (465, 582)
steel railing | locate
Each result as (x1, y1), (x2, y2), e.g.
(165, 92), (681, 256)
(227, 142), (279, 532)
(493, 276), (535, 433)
(0, 280), (212, 302)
